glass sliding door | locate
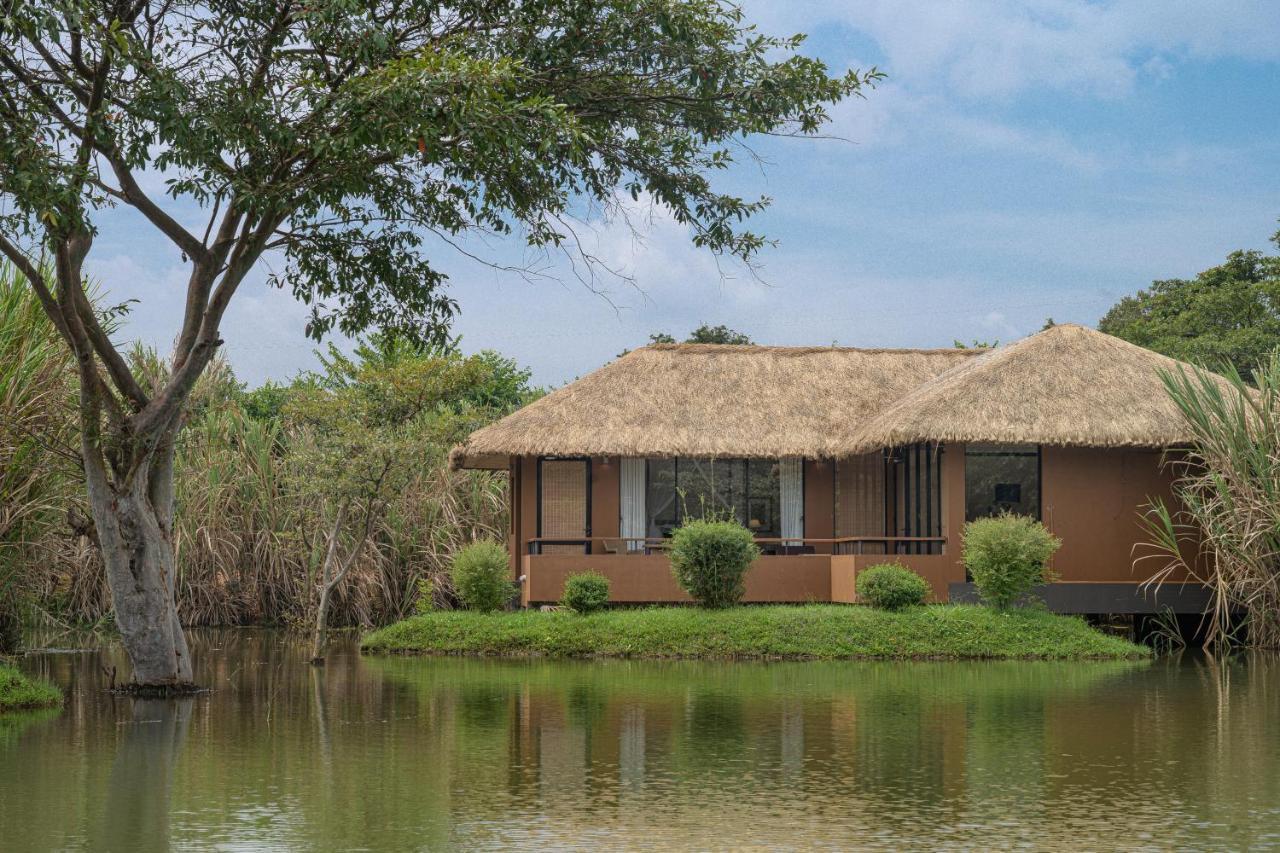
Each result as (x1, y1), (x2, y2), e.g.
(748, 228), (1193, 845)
(644, 458), (782, 539)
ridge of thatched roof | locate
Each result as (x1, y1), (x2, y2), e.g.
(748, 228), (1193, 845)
(451, 344), (979, 468)
(843, 323), (1230, 452)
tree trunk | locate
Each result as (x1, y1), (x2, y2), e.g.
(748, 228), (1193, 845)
(310, 505), (345, 665)
(311, 581), (332, 665)
(85, 433), (194, 689)
(311, 501), (370, 665)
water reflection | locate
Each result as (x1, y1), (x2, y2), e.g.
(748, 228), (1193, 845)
(2, 631), (1280, 850)
(93, 698), (193, 852)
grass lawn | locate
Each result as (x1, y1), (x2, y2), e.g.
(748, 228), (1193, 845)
(362, 604), (1149, 661)
(0, 663), (61, 712)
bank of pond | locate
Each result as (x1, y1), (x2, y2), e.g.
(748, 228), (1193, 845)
(0, 663), (61, 712)
(360, 604), (1148, 660)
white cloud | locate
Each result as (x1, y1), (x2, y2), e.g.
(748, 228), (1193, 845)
(750, 0), (1280, 99)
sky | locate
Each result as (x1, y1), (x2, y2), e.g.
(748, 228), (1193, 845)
(86, 0), (1280, 388)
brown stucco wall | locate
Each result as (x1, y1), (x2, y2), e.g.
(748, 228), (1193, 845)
(516, 455), (539, 577)
(803, 460), (835, 553)
(589, 457), (620, 553)
(507, 457), (522, 579)
(509, 446), (1177, 603)
(830, 555), (858, 603)
(1040, 446), (1185, 584)
(523, 553), (833, 605)
(940, 444), (965, 564)
(830, 554), (960, 603)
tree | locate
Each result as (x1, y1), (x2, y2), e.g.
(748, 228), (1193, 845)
(1098, 229), (1280, 378)
(684, 323), (752, 344)
(649, 324), (752, 344)
(0, 1), (873, 687)
(286, 345), (509, 663)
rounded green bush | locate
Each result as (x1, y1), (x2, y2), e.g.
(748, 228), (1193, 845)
(668, 519), (760, 608)
(449, 540), (514, 612)
(561, 571), (611, 614)
(962, 513), (1061, 610)
(855, 563), (930, 610)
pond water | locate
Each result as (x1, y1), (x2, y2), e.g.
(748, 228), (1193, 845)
(3, 631), (1280, 851)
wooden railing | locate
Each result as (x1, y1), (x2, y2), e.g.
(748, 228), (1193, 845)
(527, 536), (947, 556)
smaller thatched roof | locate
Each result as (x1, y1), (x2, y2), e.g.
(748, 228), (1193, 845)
(844, 323), (1231, 451)
(450, 344), (978, 468)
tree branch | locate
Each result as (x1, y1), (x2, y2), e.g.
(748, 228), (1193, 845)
(105, 155), (209, 263)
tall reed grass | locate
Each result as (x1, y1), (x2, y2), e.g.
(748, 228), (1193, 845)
(0, 262), (79, 648)
(1142, 355), (1280, 648)
(0, 264), (511, 633)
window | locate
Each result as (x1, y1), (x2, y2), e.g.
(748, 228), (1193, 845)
(538, 458), (590, 554)
(645, 458), (781, 538)
(965, 444), (1040, 522)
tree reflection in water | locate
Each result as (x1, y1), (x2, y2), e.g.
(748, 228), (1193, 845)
(1, 632), (1278, 850)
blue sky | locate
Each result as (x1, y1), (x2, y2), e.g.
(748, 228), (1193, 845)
(89, 1), (1280, 387)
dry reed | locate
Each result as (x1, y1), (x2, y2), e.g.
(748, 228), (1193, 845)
(1140, 355), (1280, 648)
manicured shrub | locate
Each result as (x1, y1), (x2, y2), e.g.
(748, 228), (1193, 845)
(855, 563), (930, 610)
(668, 518), (760, 608)
(962, 513), (1061, 610)
(450, 540), (513, 612)
(561, 572), (611, 614)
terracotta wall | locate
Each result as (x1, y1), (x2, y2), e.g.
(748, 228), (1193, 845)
(590, 457), (621, 550)
(523, 554), (833, 605)
(513, 455), (538, 578)
(830, 554), (961, 603)
(830, 555), (858, 603)
(940, 445), (965, 562)
(803, 460), (834, 553)
(511, 445), (1184, 597)
(1040, 446), (1185, 584)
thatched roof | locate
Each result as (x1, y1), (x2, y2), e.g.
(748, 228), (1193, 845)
(452, 325), (1233, 469)
(845, 323), (1229, 452)
(451, 344), (978, 468)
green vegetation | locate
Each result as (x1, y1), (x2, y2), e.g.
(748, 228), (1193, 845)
(362, 605), (1148, 660)
(0, 278), (533, 631)
(0, 664), (60, 713)
(963, 514), (1062, 610)
(561, 572), (611, 614)
(1, 0), (874, 684)
(450, 541), (514, 613)
(1144, 354), (1280, 647)
(668, 519), (761, 608)
(649, 324), (754, 345)
(855, 564), (931, 610)
(1099, 225), (1280, 378)
(0, 263), (76, 651)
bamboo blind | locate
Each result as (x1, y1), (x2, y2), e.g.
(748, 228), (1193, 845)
(540, 459), (588, 554)
(835, 453), (886, 551)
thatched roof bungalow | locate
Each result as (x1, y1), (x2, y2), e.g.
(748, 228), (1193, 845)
(458, 324), (1219, 615)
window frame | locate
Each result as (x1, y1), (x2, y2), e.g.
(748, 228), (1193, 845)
(643, 456), (785, 539)
(536, 456), (593, 541)
(963, 443), (1042, 522)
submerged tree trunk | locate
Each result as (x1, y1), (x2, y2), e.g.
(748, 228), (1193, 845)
(311, 501), (372, 665)
(84, 428), (193, 689)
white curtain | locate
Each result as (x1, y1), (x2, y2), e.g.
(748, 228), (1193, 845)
(619, 457), (647, 551)
(780, 457), (804, 544)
